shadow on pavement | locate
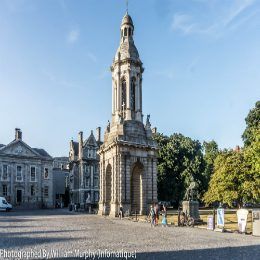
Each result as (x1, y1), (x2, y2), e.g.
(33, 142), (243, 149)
(135, 245), (260, 260)
(0, 235), (84, 249)
(55, 244), (260, 260)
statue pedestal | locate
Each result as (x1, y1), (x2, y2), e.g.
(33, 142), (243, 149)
(182, 200), (200, 220)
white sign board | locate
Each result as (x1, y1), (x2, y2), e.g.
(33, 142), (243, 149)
(207, 215), (214, 230)
(237, 209), (249, 233)
(217, 208), (225, 227)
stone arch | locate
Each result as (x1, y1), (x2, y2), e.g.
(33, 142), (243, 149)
(130, 161), (144, 214)
(105, 164), (112, 214)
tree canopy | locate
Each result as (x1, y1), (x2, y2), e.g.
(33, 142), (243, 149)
(154, 133), (206, 205)
(242, 101), (260, 147)
(204, 103), (260, 207)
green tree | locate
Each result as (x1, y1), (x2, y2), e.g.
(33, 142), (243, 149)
(202, 140), (219, 186)
(242, 101), (260, 146)
(243, 128), (260, 203)
(203, 150), (249, 208)
(154, 133), (206, 205)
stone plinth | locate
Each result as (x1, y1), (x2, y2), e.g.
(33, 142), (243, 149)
(182, 200), (200, 220)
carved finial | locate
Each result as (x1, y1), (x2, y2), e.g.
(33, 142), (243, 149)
(146, 114), (151, 126)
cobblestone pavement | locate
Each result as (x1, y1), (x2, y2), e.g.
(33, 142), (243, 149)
(0, 209), (259, 260)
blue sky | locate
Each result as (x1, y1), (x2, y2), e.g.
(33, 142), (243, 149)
(0, 0), (259, 157)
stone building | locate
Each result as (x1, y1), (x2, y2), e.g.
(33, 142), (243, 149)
(53, 157), (70, 207)
(0, 128), (54, 208)
(69, 128), (102, 207)
(98, 12), (158, 217)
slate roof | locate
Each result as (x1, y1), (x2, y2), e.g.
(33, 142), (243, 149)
(32, 148), (52, 159)
(84, 131), (98, 147)
(71, 141), (79, 156)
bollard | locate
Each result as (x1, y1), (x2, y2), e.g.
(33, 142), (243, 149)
(213, 208), (216, 230)
(178, 206), (180, 226)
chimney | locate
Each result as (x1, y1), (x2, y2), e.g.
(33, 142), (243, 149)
(96, 127), (101, 142)
(152, 127), (157, 134)
(234, 145), (240, 152)
(15, 128), (22, 140)
(78, 131), (83, 159)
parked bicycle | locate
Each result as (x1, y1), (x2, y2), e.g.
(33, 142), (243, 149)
(179, 211), (195, 227)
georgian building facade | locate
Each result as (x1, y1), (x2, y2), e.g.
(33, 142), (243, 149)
(0, 128), (54, 208)
(69, 128), (102, 207)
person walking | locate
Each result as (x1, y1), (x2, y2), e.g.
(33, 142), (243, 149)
(154, 203), (159, 225)
(162, 204), (168, 227)
(119, 206), (124, 219)
(149, 205), (155, 227)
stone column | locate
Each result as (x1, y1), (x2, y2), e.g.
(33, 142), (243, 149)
(98, 158), (105, 215)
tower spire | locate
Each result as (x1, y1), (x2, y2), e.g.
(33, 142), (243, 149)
(126, 0), (128, 14)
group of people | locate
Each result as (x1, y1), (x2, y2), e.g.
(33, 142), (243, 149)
(149, 203), (167, 227)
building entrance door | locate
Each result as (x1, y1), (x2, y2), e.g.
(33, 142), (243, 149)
(16, 189), (22, 204)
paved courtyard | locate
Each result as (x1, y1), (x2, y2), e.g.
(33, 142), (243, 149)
(0, 209), (259, 260)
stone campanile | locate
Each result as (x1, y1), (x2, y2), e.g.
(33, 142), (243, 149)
(98, 12), (158, 217)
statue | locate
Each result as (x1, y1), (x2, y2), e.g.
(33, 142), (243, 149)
(106, 120), (110, 133)
(146, 114), (151, 126)
(184, 180), (199, 201)
(182, 178), (201, 221)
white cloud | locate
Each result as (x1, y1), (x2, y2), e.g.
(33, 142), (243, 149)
(224, 0), (255, 27)
(171, 0), (257, 37)
(67, 28), (80, 44)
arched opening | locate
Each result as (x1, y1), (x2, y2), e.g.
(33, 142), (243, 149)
(105, 164), (112, 214)
(124, 27), (127, 37)
(130, 77), (136, 111)
(121, 79), (127, 117)
(131, 162), (144, 214)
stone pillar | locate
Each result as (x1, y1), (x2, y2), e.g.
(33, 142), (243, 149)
(98, 159), (105, 215)
(182, 200), (200, 220)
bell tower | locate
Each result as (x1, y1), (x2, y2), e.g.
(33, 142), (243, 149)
(111, 12), (143, 123)
(98, 12), (158, 217)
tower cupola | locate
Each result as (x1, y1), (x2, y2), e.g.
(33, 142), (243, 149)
(121, 13), (134, 42)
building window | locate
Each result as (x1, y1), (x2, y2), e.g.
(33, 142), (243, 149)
(44, 186), (48, 197)
(16, 166), (22, 182)
(3, 185), (7, 196)
(2, 165), (8, 180)
(94, 177), (98, 187)
(94, 192), (99, 202)
(30, 167), (36, 182)
(31, 185), (35, 196)
(124, 27), (127, 36)
(44, 168), (49, 179)
(131, 78), (136, 110)
(85, 177), (90, 187)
